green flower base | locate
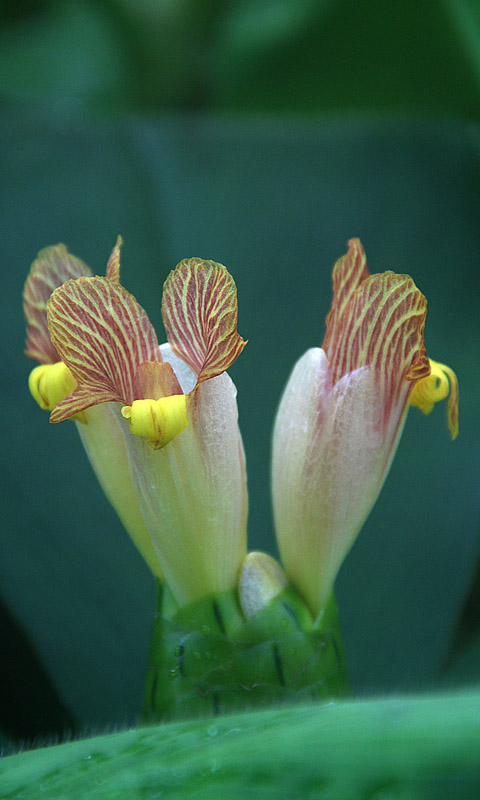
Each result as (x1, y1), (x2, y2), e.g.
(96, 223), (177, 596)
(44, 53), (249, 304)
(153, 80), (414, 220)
(142, 582), (350, 722)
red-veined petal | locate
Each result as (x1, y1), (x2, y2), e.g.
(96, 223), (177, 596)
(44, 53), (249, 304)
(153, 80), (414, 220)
(326, 270), (430, 427)
(322, 238), (370, 358)
(161, 258), (246, 383)
(105, 235), (122, 283)
(23, 244), (91, 364)
(47, 276), (160, 422)
(133, 361), (183, 401)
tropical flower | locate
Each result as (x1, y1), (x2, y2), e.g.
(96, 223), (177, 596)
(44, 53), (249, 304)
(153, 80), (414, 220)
(23, 238), (167, 577)
(24, 241), (248, 606)
(24, 236), (458, 623)
(272, 238), (458, 618)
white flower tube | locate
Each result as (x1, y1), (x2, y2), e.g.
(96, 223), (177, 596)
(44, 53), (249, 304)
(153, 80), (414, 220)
(272, 239), (458, 618)
(125, 346), (248, 605)
(23, 241), (165, 577)
(43, 255), (248, 606)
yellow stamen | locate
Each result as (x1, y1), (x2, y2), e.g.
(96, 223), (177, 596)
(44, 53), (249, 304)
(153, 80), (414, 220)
(29, 362), (77, 413)
(410, 358), (459, 439)
(122, 395), (189, 449)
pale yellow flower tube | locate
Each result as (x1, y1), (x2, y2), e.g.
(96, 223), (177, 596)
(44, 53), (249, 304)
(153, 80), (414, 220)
(123, 345), (248, 606)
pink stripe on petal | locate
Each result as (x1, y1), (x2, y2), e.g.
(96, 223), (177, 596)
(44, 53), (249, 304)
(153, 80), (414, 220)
(161, 258), (246, 383)
(326, 270), (430, 428)
(50, 387), (121, 423)
(323, 238), (370, 357)
(133, 361), (182, 400)
(105, 236), (122, 283)
(23, 245), (91, 364)
(47, 277), (159, 417)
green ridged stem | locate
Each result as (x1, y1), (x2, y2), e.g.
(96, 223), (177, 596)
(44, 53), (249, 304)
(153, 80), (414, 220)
(2, 692), (480, 799)
(142, 581), (350, 722)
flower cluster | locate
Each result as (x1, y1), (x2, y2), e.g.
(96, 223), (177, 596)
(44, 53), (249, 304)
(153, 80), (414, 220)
(23, 237), (458, 619)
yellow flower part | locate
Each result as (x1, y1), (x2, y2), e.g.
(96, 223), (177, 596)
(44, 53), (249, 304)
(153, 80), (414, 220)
(45, 258), (245, 454)
(121, 395), (189, 450)
(28, 361), (78, 414)
(410, 358), (459, 439)
(41, 255), (248, 604)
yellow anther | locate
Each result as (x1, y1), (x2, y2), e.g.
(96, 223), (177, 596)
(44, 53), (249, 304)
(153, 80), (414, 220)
(410, 358), (459, 439)
(29, 362), (77, 411)
(122, 394), (189, 449)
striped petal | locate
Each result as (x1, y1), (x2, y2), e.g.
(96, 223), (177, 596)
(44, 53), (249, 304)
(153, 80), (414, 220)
(23, 244), (91, 364)
(133, 361), (183, 401)
(47, 277), (160, 422)
(272, 239), (458, 617)
(322, 237), (369, 357)
(161, 258), (246, 383)
(105, 235), (122, 284)
(325, 269), (430, 429)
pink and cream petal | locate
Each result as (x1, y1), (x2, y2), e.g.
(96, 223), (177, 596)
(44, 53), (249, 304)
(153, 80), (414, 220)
(50, 386), (124, 423)
(272, 239), (458, 618)
(272, 349), (402, 616)
(133, 361), (182, 401)
(326, 270), (430, 429)
(322, 238), (370, 358)
(161, 258), (246, 383)
(23, 244), (92, 364)
(47, 276), (160, 419)
(105, 236), (122, 284)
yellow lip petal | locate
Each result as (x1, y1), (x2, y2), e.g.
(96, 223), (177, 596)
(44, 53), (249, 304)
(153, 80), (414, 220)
(410, 358), (459, 439)
(29, 361), (76, 411)
(28, 362), (87, 423)
(122, 394), (189, 449)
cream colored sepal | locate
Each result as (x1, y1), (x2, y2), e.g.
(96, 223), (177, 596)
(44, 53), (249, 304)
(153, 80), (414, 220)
(122, 395), (189, 449)
(28, 362), (84, 420)
(239, 552), (288, 619)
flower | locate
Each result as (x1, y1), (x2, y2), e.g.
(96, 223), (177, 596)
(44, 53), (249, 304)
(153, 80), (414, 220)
(271, 238), (459, 618)
(24, 241), (248, 606)
(25, 235), (458, 621)
(23, 238), (167, 577)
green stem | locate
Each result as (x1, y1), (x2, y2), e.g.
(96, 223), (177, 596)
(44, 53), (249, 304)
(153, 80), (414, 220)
(142, 581), (350, 722)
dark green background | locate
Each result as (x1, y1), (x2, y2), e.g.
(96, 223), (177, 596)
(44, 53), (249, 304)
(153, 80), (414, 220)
(0, 0), (479, 744)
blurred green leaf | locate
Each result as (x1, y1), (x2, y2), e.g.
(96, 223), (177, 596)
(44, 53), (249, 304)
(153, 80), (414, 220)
(215, 0), (480, 118)
(0, 1), (128, 110)
(2, 692), (480, 799)
(1, 0), (480, 117)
